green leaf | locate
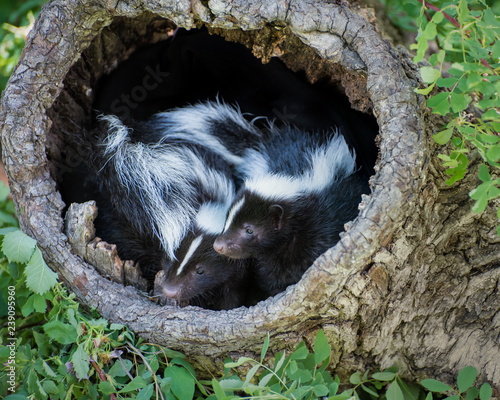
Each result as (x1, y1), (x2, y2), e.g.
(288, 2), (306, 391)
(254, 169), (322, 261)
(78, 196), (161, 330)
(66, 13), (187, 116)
(289, 367), (313, 383)
(275, 351), (287, 372)
(436, 77), (459, 88)
(0, 227), (20, 236)
(482, 109), (500, 121)
(136, 383), (154, 400)
(414, 22), (437, 62)
(314, 384), (329, 397)
(457, 366), (478, 393)
(492, 41), (500, 59)
(98, 381), (116, 395)
(314, 329), (331, 365)
(372, 372), (396, 381)
(43, 320), (78, 345)
(224, 357), (253, 368)
(219, 378), (244, 391)
(427, 92), (450, 115)
(24, 247), (58, 294)
(212, 378), (226, 400)
(4, 394), (31, 400)
(479, 383), (492, 400)
(420, 66), (441, 84)
(72, 344), (90, 380)
(259, 369), (275, 387)
(421, 379), (453, 392)
(470, 181), (491, 213)
(1, 230), (36, 263)
(422, 21), (437, 40)
(0, 211), (18, 227)
(479, 134), (500, 144)
(291, 343), (309, 360)
(164, 366), (195, 400)
(361, 383), (380, 397)
(108, 359), (133, 377)
(350, 371), (362, 385)
(244, 363), (261, 385)
(260, 332), (270, 362)
(32, 293), (48, 313)
(478, 165), (491, 182)
(431, 11), (444, 24)
(433, 128), (454, 145)
(387, 381), (405, 400)
(42, 360), (58, 378)
(330, 392), (355, 400)
(0, 182), (10, 203)
(42, 380), (59, 395)
(450, 92), (471, 113)
(415, 82), (436, 95)
(471, 196), (488, 213)
(466, 387), (479, 400)
(20, 295), (35, 316)
(119, 376), (147, 393)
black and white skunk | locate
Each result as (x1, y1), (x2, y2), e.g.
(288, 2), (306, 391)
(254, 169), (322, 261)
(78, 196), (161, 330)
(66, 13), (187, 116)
(159, 201), (253, 310)
(213, 126), (370, 296)
(88, 101), (262, 279)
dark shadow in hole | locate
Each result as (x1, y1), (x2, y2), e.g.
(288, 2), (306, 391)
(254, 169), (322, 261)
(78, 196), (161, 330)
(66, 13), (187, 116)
(58, 27), (379, 310)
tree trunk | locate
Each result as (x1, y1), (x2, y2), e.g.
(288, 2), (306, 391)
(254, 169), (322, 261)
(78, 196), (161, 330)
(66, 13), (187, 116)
(1, 0), (498, 389)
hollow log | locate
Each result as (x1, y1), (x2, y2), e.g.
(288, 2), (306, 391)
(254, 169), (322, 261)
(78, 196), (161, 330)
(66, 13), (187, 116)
(1, 0), (499, 389)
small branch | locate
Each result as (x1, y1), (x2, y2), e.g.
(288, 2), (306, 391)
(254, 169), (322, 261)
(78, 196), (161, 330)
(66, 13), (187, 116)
(417, 0), (460, 29)
(127, 342), (166, 400)
(417, 0), (497, 74)
(90, 360), (118, 400)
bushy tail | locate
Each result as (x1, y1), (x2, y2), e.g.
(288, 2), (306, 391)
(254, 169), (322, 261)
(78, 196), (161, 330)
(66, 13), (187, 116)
(95, 113), (235, 260)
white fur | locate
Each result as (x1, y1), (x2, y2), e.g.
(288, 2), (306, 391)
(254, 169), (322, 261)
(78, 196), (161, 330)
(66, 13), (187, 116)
(195, 201), (233, 235)
(176, 235), (204, 276)
(223, 196), (246, 233)
(245, 133), (356, 201)
(153, 101), (260, 166)
(100, 115), (234, 259)
(238, 148), (269, 179)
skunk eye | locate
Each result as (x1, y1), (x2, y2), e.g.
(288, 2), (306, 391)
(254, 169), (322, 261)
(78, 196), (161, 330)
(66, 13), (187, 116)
(196, 267), (204, 275)
(245, 228), (253, 235)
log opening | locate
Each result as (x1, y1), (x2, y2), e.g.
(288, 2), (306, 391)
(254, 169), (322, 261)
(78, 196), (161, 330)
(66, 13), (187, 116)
(54, 14), (381, 309)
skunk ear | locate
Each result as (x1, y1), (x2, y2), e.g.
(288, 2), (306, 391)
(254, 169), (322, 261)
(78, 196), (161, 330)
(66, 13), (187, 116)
(269, 204), (284, 230)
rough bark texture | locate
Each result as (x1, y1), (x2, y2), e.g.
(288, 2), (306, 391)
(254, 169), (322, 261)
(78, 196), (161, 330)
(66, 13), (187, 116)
(1, 0), (498, 389)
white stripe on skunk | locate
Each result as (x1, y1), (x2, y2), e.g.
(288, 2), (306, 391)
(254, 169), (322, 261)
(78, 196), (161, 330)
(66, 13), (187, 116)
(242, 131), (356, 201)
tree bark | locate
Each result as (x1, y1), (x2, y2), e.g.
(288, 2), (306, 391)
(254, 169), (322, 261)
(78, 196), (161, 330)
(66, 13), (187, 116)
(0, 0), (498, 389)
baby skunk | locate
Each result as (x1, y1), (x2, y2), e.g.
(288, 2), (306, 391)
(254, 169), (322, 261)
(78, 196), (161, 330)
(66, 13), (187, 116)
(159, 202), (252, 310)
(88, 100), (261, 279)
(213, 126), (370, 297)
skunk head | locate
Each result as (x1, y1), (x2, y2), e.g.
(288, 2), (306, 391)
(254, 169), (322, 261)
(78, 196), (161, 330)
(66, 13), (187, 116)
(162, 233), (221, 301)
(213, 192), (287, 259)
(160, 201), (245, 308)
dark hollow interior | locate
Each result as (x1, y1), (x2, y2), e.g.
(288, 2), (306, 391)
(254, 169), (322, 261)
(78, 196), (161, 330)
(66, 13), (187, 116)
(47, 13), (379, 309)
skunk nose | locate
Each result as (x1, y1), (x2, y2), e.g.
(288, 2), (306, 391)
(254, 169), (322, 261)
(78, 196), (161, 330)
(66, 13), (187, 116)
(162, 285), (179, 299)
(213, 238), (225, 254)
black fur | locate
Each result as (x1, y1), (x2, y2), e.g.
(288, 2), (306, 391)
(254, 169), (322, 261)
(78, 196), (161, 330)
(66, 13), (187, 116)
(159, 230), (253, 310)
(214, 127), (370, 297)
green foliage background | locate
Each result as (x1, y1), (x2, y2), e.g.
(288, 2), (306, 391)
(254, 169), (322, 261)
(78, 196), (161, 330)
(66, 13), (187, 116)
(0, 0), (499, 398)
(0, 0), (45, 92)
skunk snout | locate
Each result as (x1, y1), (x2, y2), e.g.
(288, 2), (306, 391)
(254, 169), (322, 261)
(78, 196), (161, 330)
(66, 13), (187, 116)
(162, 285), (180, 299)
(213, 237), (226, 254)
